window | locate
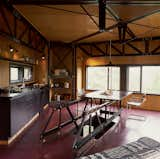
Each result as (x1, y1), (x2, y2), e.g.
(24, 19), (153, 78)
(10, 67), (19, 81)
(10, 64), (32, 83)
(142, 66), (160, 94)
(86, 67), (108, 90)
(128, 67), (141, 92)
(109, 67), (120, 90)
(127, 65), (160, 94)
(86, 66), (120, 90)
(24, 67), (32, 81)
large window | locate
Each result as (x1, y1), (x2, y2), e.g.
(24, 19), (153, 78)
(109, 67), (120, 90)
(86, 66), (120, 90)
(128, 65), (160, 94)
(142, 66), (160, 94)
(10, 64), (32, 83)
(128, 67), (141, 92)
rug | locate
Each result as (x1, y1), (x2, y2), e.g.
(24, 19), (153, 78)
(79, 137), (160, 159)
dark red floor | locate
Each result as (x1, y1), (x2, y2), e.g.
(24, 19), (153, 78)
(0, 103), (160, 159)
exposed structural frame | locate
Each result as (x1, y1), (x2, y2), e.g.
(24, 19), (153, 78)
(7, 0), (160, 57)
(78, 38), (160, 57)
(8, 0), (160, 5)
(0, 1), (48, 53)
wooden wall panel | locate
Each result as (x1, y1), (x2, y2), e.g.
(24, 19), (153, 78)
(86, 55), (160, 66)
(0, 34), (48, 87)
(0, 60), (9, 87)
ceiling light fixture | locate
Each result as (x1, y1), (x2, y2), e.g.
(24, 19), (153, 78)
(9, 45), (14, 53)
(42, 54), (45, 60)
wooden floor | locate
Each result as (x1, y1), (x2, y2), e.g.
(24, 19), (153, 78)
(0, 103), (160, 159)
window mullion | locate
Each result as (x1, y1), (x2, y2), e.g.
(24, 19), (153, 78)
(140, 66), (142, 93)
(107, 67), (109, 89)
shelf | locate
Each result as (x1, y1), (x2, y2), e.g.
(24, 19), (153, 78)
(52, 87), (70, 89)
(49, 74), (72, 79)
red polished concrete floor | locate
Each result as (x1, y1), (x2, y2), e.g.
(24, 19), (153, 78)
(0, 104), (160, 159)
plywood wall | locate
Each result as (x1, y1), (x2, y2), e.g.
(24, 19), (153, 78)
(0, 60), (9, 87)
(86, 55), (160, 66)
(0, 34), (47, 87)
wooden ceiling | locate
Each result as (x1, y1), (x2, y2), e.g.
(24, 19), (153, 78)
(13, 2), (160, 43)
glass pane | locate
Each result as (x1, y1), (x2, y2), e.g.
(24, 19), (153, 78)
(128, 67), (141, 92)
(109, 67), (120, 90)
(24, 67), (32, 80)
(10, 67), (18, 81)
(142, 66), (160, 94)
(86, 67), (108, 90)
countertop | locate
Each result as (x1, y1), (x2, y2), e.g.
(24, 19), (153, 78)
(0, 86), (48, 98)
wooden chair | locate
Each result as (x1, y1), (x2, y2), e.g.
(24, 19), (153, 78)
(127, 94), (146, 121)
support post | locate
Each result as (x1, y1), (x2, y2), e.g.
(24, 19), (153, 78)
(99, 0), (106, 32)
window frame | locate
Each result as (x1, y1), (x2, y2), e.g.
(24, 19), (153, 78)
(127, 64), (160, 95)
(10, 63), (33, 84)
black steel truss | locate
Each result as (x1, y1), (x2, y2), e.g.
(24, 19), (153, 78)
(9, 0), (160, 5)
(5, 0), (160, 57)
(0, 1), (47, 53)
(78, 37), (160, 57)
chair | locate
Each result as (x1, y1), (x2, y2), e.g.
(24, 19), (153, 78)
(127, 93), (146, 121)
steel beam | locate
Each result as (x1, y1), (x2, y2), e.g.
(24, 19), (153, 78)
(126, 26), (136, 39)
(71, 23), (118, 43)
(92, 43), (105, 55)
(80, 5), (98, 28)
(78, 45), (92, 56)
(127, 42), (143, 54)
(145, 39), (150, 54)
(151, 45), (160, 54)
(99, 0), (106, 31)
(0, 30), (44, 53)
(111, 43), (123, 55)
(106, 6), (120, 21)
(9, 0), (160, 5)
(9, 0), (98, 5)
(0, 5), (13, 36)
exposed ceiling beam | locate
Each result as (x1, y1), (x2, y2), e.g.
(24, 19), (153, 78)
(82, 35), (159, 45)
(78, 45), (92, 56)
(8, 0), (98, 5)
(151, 45), (160, 54)
(106, 6), (120, 21)
(9, 0), (160, 5)
(127, 8), (160, 24)
(37, 5), (115, 22)
(80, 5), (98, 28)
(71, 31), (100, 44)
(145, 39), (150, 54)
(92, 43), (105, 55)
(127, 42), (144, 54)
(126, 26), (136, 39)
(111, 43), (123, 55)
(71, 23), (119, 43)
(99, 0), (106, 31)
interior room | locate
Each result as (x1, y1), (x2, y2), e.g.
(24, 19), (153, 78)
(0, 0), (160, 159)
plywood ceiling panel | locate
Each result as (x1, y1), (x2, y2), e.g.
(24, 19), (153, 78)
(110, 5), (160, 21)
(79, 28), (119, 43)
(14, 4), (160, 43)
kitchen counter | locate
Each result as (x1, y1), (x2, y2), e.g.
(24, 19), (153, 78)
(0, 86), (49, 144)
